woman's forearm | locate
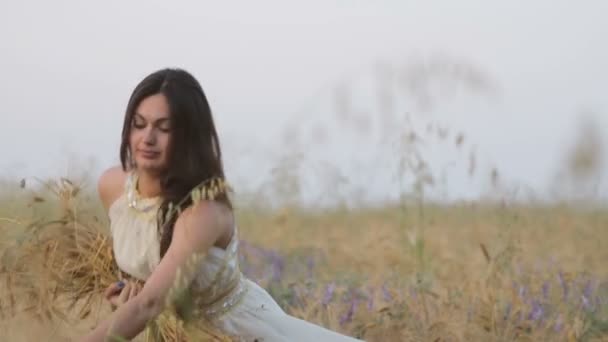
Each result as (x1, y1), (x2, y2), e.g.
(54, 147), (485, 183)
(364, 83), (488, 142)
(81, 296), (159, 342)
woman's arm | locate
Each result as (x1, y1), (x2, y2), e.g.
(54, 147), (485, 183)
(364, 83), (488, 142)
(81, 201), (229, 342)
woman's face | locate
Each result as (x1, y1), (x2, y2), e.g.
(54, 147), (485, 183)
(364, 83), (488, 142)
(129, 93), (171, 174)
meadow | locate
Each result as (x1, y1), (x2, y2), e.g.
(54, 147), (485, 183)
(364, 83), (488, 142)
(0, 174), (606, 341)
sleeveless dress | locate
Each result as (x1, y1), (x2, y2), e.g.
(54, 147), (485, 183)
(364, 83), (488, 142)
(108, 176), (363, 341)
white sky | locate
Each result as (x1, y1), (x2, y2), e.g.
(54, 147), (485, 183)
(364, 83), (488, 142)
(1, 1), (607, 204)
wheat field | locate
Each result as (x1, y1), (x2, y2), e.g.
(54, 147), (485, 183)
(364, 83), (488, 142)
(0, 175), (606, 342)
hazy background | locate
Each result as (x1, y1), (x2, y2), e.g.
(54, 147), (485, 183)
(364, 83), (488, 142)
(1, 1), (607, 206)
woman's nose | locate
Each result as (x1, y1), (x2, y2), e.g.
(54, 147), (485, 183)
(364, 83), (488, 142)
(143, 127), (156, 144)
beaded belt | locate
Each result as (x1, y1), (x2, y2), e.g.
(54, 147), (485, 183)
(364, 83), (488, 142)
(191, 272), (249, 319)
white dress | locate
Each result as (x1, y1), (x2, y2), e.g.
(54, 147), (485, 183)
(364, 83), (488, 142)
(108, 181), (363, 341)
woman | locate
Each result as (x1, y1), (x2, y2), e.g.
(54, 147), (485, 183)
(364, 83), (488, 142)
(81, 68), (363, 341)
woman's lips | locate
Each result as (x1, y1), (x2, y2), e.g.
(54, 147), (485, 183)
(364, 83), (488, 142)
(138, 150), (160, 159)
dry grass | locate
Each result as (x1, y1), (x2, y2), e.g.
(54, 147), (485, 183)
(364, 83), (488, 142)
(238, 204), (608, 341)
(0, 179), (232, 341)
(1, 176), (606, 341)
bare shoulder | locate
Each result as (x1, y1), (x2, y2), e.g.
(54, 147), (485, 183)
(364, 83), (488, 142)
(97, 166), (128, 212)
(174, 200), (234, 246)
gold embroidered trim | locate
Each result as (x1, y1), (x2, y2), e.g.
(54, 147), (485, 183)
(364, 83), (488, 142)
(191, 272), (249, 319)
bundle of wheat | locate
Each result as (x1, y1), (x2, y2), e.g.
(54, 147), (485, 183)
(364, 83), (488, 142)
(0, 178), (235, 341)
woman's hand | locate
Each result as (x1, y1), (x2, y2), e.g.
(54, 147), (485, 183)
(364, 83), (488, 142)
(104, 280), (142, 309)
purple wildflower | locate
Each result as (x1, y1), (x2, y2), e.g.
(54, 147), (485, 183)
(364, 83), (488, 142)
(583, 280), (593, 299)
(322, 283), (335, 305)
(382, 284), (392, 302)
(269, 251), (284, 283)
(518, 285), (527, 299)
(367, 287), (375, 311)
(528, 301), (544, 321)
(306, 256), (315, 279)
(558, 272), (569, 300)
(339, 299), (357, 326)
(542, 281), (550, 299)
(581, 295), (592, 312)
(554, 315), (563, 333)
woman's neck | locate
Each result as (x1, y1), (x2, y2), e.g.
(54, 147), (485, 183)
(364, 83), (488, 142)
(136, 170), (162, 198)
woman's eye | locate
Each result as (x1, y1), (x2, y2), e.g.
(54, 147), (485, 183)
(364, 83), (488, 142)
(132, 120), (146, 129)
(156, 119), (171, 132)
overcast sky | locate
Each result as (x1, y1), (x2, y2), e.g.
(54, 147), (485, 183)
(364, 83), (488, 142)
(1, 1), (607, 204)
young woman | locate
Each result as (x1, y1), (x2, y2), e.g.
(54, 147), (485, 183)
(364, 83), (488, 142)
(81, 68), (362, 341)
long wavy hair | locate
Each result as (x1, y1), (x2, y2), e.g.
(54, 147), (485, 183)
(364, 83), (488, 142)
(119, 68), (232, 257)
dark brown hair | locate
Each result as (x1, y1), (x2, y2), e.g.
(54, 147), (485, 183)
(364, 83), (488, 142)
(120, 68), (232, 257)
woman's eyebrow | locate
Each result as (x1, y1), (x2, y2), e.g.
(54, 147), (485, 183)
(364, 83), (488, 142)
(134, 113), (170, 123)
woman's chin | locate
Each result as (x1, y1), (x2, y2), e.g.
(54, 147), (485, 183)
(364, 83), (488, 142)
(136, 161), (166, 174)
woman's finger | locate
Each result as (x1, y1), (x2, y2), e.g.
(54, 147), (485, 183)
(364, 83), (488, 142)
(118, 283), (132, 304)
(109, 295), (120, 307)
(129, 281), (138, 299)
(104, 281), (125, 299)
